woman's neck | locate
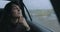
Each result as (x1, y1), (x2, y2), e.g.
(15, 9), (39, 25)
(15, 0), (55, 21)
(11, 17), (18, 24)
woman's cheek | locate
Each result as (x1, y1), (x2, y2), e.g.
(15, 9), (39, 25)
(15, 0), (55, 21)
(12, 10), (17, 17)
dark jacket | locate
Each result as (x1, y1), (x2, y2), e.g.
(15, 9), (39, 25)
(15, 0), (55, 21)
(0, 22), (26, 32)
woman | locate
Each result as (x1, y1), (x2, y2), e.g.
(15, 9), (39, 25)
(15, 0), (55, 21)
(0, 1), (30, 32)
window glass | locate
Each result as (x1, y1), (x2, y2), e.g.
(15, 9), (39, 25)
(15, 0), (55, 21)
(0, 1), (10, 8)
(23, 0), (60, 32)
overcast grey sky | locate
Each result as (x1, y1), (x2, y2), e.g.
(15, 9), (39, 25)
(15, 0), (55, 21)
(0, 1), (10, 8)
(0, 0), (53, 9)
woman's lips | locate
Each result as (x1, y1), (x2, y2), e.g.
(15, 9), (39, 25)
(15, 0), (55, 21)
(18, 13), (20, 14)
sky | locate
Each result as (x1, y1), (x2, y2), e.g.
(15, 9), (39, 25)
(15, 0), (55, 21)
(0, 0), (53, 9)
(0, 1), (10, 8)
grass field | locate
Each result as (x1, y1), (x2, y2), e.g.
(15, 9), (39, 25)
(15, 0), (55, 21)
(29, 9), (60, 32)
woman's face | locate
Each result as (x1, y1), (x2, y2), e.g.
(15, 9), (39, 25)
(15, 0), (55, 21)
(11, 4), (22, 18)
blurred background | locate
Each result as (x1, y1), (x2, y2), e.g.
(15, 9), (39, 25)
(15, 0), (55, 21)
(0, 0), (60, 32)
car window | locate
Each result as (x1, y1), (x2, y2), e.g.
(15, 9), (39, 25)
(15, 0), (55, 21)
(23, 0), (60, 32)
(0, 1), (10, 8)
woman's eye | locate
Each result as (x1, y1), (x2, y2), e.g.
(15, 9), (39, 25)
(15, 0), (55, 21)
(18, 10), (20, 11)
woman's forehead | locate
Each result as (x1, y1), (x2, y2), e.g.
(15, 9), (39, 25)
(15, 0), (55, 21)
(12, 4), (20, 9)
(12, 4), (19, 7)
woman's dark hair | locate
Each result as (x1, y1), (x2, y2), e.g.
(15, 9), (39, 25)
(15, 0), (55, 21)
(1, 0), (32, 24)
(2, 1), (27, 24)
